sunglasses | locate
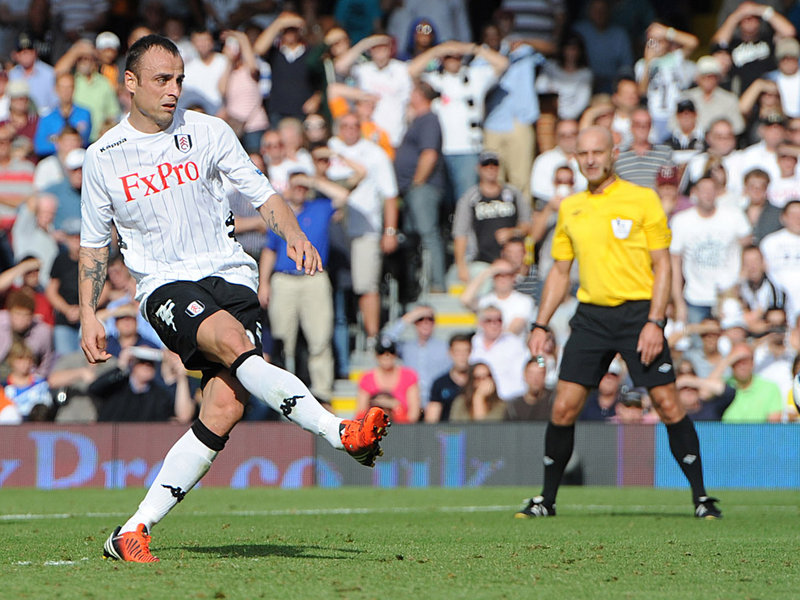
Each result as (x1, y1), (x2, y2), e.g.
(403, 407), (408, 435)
(480, 160), (499, 167)
(481, 317), (502, 323)
(415, 315), (435, 323)
(416, 23), (433, 35)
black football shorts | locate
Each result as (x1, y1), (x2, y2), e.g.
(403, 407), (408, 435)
(558, 300), (676, 389)
(144, 276), (262, 376)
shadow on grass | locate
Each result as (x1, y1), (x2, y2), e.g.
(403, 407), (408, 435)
(176, 543), (363, 559)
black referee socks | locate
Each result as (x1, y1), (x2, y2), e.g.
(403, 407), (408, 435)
(541, 422), (575, 506)
(666, 415), (707, 503)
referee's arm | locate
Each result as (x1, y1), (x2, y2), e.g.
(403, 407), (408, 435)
(529, 259), (572, 356)
(638, 247), (671, 366)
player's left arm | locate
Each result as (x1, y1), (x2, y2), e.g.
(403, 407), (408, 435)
(638, 247), (670, 366)
(257, 193), (322, 274)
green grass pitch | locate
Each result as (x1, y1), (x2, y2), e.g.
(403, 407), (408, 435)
(1, 486), (798, 599)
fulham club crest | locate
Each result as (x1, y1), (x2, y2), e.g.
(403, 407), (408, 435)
(174, 134), (193, 153)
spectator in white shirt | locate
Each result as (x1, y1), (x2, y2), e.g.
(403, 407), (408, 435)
(335, 34), (412, 147)
(179, 29), (229, 116)
(469, 305), (530, 401)
(408, 40), (508, 206)
(768, 37), (800, 118)
(670, 175), (752, 324)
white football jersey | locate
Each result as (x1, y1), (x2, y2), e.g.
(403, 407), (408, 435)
(81, 109), (276, 305)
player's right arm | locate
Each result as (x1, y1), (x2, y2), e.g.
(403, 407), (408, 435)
(79, 246), (112, 364)
(79, 146), (115, 364)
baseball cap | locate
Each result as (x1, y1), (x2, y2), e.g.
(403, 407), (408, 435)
(375, 338), (397, 355)
(64, 148), (86, 170)
(479, 150), (500, 166)
(95, 31), (121, 50)
(6, 79), (30, 99)
(676, 99), (696, 113)
(656, 165), (679, 186)
(16, 32), (34, 51)
(60, 217), (81, 236)
(695, 56), (721, 76)
(130, 346), (162, 363)
(775, 37), (800, 60)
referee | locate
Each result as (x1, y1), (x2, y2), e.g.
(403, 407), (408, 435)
(518, 127), (721, 519)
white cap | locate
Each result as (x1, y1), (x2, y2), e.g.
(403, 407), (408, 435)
(95, 31), (120, 50)
(64, 148), (86, 170)
(695, 56), (721, 77)
(6, 79), (30, 99)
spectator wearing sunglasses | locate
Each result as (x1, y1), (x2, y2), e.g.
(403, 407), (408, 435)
(381, 304), (451, 409)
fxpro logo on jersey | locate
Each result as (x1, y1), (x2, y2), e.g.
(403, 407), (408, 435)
(119, 161), (200, 202)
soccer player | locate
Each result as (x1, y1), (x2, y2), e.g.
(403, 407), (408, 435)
(518, 126), (721, 520)
(79, 35), (390, 563)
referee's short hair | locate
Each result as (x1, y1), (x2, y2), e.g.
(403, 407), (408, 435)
(125, 34), (181, 80)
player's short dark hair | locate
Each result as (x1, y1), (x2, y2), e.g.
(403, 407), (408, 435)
(125, 34), (180, 79)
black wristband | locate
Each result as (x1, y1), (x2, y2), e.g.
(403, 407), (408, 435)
(647, 318), (666, 329)
(530, 322), (551, 333)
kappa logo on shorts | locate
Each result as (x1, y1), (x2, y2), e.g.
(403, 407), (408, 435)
(174, 134), (193, 153)
(611, 218), (633, 239)
(185, 300), (205, 318)
(658, 363), (672, 373)
(155, 299), (178, 332)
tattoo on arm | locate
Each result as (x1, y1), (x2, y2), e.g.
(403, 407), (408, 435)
(79, 246), (109, 310)
(267, 208), (283, 238)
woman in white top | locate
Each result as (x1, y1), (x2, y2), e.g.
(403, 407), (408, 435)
(535, 34), (593, 122)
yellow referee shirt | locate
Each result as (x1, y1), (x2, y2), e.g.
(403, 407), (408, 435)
(551, 177), (671, 306)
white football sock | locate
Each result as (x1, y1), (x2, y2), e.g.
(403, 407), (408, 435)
(235, 355), (343, 449)
(120, 428), (217, 534)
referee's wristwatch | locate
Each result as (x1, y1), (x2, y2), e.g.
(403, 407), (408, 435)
(647, 318), (666, 329)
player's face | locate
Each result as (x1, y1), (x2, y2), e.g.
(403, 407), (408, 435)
(576, 129), (616, 186)
(126, 47), (185, 133)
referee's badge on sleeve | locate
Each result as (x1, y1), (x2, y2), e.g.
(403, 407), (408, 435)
(611, 218), (633, 239)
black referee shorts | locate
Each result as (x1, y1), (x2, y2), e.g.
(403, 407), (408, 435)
(144, 276), (262, 378)
(559, 300), (675, 389)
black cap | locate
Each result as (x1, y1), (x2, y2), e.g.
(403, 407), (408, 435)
(676, 99), (696, 113)
(375, 338), (397, 355)
(16, 32), (34, 51)
(479, 150), (500, 166)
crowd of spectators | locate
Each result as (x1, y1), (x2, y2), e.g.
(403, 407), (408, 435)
(2, 0), (800, 425)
